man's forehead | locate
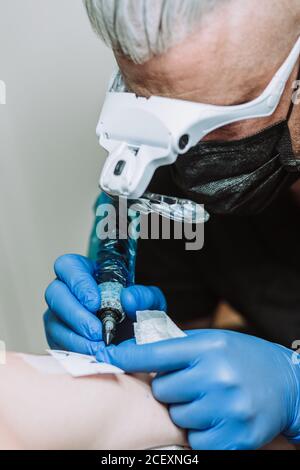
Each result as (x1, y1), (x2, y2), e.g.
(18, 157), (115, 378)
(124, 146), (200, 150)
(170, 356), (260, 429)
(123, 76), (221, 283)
(116, 2), (296, 106)
(118, 63), (269, 106)
(117, 43), (287, 107)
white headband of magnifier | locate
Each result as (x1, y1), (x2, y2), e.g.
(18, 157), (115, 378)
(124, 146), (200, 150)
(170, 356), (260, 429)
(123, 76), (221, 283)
(97, 36), (300, 199)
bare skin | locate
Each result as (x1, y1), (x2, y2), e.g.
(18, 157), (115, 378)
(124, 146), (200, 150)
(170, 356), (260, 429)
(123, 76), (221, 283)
(0, 353), (295, 450)
(115, 0), (300, 152)
(0, 353), (186, 450)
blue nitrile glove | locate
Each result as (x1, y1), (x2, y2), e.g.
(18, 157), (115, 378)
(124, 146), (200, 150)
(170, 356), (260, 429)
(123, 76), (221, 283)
(44, 254), (166, 354)
(95, 329), (300, 450)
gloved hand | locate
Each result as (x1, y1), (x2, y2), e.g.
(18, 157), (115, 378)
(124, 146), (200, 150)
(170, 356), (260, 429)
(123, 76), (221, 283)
(44, 254), (166, 354)
(95, 329), (300, 450)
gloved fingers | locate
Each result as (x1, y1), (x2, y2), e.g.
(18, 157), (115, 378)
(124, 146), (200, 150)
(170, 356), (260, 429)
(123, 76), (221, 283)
(188, 429), (222, 450)
(44, 312), (60, 350)
(45, 280), (102, 341)
(152, 367), (203, 403)
(121, 285), (167, 319)
(43, 310), (101, 356)
(187, 426), (253, 451)
(95, 333), (213, 373)
(184, 329), (206, 336)
(54, 254), (100, 312)
(169, 400), (216, 431)
(47, 339), (60, 349)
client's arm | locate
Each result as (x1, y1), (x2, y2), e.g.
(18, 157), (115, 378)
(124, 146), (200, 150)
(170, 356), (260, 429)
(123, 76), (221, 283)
(0, 353), (186, 450)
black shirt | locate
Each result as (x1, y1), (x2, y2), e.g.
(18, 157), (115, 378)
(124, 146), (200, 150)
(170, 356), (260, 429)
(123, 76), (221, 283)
(136, 167), (300, 348)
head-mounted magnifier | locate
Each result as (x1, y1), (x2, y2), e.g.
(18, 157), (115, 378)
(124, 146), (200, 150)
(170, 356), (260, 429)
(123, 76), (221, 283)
(96, 36), (300, 223)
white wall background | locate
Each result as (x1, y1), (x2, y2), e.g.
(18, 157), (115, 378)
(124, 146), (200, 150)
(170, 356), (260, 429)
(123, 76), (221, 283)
(0, 0), (115, 352)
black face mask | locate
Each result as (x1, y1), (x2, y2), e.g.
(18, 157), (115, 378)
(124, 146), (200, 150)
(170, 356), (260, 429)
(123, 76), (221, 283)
(172, 114), (300, 216)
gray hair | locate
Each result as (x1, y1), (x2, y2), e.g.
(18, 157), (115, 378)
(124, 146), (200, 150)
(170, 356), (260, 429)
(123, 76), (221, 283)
(83, 0), (223, 64)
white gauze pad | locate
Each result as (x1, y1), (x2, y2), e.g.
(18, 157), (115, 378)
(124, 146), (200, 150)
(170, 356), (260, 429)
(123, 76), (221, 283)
(134, 310), (187, 345)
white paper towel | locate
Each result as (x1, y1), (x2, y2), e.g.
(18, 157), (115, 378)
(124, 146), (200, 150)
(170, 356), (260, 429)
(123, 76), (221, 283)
(47, 349), (125, 377)
(18, 353), (66, 375)
(22, 312), (185, 377)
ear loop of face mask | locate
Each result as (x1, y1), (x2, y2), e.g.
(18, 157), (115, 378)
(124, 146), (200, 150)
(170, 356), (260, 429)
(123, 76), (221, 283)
(275, 59), (300, 170)
(286, 59), (300, 122)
